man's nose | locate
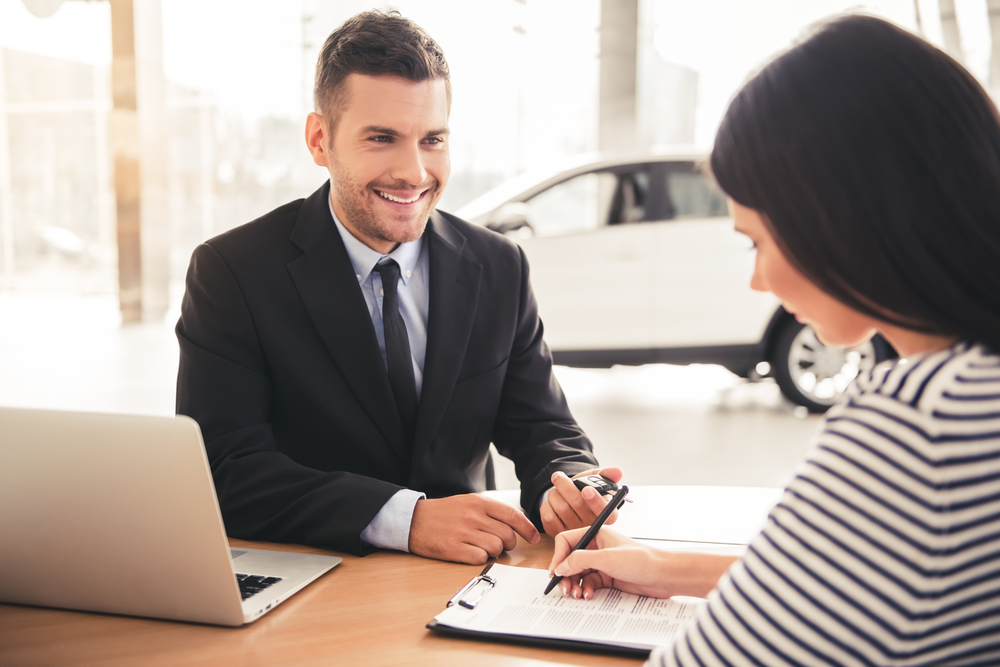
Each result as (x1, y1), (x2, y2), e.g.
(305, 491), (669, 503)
(391, 142), (428, 186)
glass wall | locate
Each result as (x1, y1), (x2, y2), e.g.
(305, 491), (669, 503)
(0, 0), (979, 314)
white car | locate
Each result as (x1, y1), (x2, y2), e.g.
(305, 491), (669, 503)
(455, 151), (895, 412)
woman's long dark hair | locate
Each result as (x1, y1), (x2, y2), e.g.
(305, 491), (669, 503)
(711, 14), (1000, 352)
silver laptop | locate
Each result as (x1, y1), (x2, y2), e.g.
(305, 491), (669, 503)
(0, 407), (341, 626)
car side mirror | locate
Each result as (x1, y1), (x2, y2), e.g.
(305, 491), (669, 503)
(486, 203), (533, 238)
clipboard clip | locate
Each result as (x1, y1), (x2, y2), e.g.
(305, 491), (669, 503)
(446, 573), (496, 609)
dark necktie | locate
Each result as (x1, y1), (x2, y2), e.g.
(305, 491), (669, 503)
(373, 260), (418, 445)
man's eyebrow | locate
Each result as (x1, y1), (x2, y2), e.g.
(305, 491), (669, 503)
(360, 126), (450, 138)
(362, 125), (400, 137)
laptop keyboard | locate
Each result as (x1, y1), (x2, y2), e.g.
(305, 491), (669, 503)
(235, 573), (283, 601)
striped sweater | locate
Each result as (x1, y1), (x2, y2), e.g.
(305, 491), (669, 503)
(651, 341), (1000, 666)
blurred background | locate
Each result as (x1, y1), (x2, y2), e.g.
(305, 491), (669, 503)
(1, 0), (995, 489)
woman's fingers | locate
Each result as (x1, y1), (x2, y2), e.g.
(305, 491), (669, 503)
(554, 542), (619, 578)
(548, 526), (591, 575)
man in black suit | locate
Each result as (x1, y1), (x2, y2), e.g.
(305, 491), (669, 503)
(176, 10), (621, 564)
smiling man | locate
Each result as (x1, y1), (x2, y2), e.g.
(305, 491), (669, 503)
(175, 10), (620, 565)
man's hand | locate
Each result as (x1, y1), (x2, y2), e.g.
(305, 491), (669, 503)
(540, 466), (624, 536)
(408, 494), (540, 564)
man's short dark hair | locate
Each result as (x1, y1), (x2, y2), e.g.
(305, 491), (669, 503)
(313, 10), (451, 122)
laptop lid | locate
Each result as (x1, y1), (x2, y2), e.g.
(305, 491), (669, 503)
(0, 407), (337, 626)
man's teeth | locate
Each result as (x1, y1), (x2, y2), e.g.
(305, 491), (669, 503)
(377, 190), (421, 204)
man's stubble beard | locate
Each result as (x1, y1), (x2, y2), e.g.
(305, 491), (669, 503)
(329, 150), (443, 247)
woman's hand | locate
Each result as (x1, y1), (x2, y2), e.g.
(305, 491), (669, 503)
(547, 527), (738, 601)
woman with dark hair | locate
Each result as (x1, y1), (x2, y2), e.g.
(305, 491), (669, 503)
(549, 14), (1000, 666)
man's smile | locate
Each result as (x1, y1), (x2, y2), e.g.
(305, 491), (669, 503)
(375, 189), (427, 204)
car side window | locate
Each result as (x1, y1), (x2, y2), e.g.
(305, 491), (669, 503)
(607, 170), (653, 225)
(664, 163), (729, 219)
(523, 172), (617, 236)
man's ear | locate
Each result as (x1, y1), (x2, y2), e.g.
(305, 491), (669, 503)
(305, 112), (330, 168)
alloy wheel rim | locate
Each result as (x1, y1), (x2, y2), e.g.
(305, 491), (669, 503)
(787, 326), (877, 406)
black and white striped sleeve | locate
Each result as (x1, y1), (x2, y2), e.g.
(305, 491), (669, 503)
(650, 343), (1000, 667)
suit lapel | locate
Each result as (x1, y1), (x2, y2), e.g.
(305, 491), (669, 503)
(286, 183), (409, 466)
(413, 213), (483, 460)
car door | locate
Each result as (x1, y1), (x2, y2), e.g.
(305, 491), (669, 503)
(514, 166), (659, 352)
(651, 162), (778, 348)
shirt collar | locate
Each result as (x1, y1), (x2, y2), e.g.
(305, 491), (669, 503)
(328, 194), (423, 286)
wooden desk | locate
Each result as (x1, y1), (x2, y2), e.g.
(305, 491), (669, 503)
(0, 535), (645, 667)
(0, 485), (781, 666)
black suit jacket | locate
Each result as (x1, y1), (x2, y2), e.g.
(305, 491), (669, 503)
(176, 182), (598, 555)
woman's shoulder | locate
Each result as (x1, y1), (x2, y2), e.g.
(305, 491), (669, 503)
(781, 343), (1000, 521)
(831, 341), (1000, 432)
(796, 341), (1000, 498)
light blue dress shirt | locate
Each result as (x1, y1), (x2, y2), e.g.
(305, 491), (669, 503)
(329, 198), (554, 550)
(328, 198), (429, 552)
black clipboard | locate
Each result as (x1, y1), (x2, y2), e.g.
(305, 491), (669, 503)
(425, 619), (651, 658)
(426, 563), (652, 658)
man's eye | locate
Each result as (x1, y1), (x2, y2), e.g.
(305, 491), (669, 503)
(424, 136), (443, 145)
(371, 135), (392, 143)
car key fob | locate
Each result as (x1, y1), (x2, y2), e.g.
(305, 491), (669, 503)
(573, 475), (627, 508)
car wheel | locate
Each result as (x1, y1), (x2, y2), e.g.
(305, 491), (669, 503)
(771, 320), (895, 413)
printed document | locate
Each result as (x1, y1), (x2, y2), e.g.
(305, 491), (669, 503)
(432, 564), (703, 651)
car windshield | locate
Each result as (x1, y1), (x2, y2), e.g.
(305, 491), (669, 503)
(455, 158), (595, 221)
(524, 172), (618, 235)
(456, 152), (707, 222)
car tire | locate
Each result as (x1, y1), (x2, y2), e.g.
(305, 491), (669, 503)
(771, 319), (896, 413)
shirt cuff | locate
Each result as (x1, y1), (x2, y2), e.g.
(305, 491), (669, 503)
(360, 488), (426, 552)
(539, 486), (553, 512)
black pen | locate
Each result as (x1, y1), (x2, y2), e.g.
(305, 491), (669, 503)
(544, 484), (629, 596)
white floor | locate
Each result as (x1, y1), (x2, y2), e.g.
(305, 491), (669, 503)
(0, 291), (822, 492)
